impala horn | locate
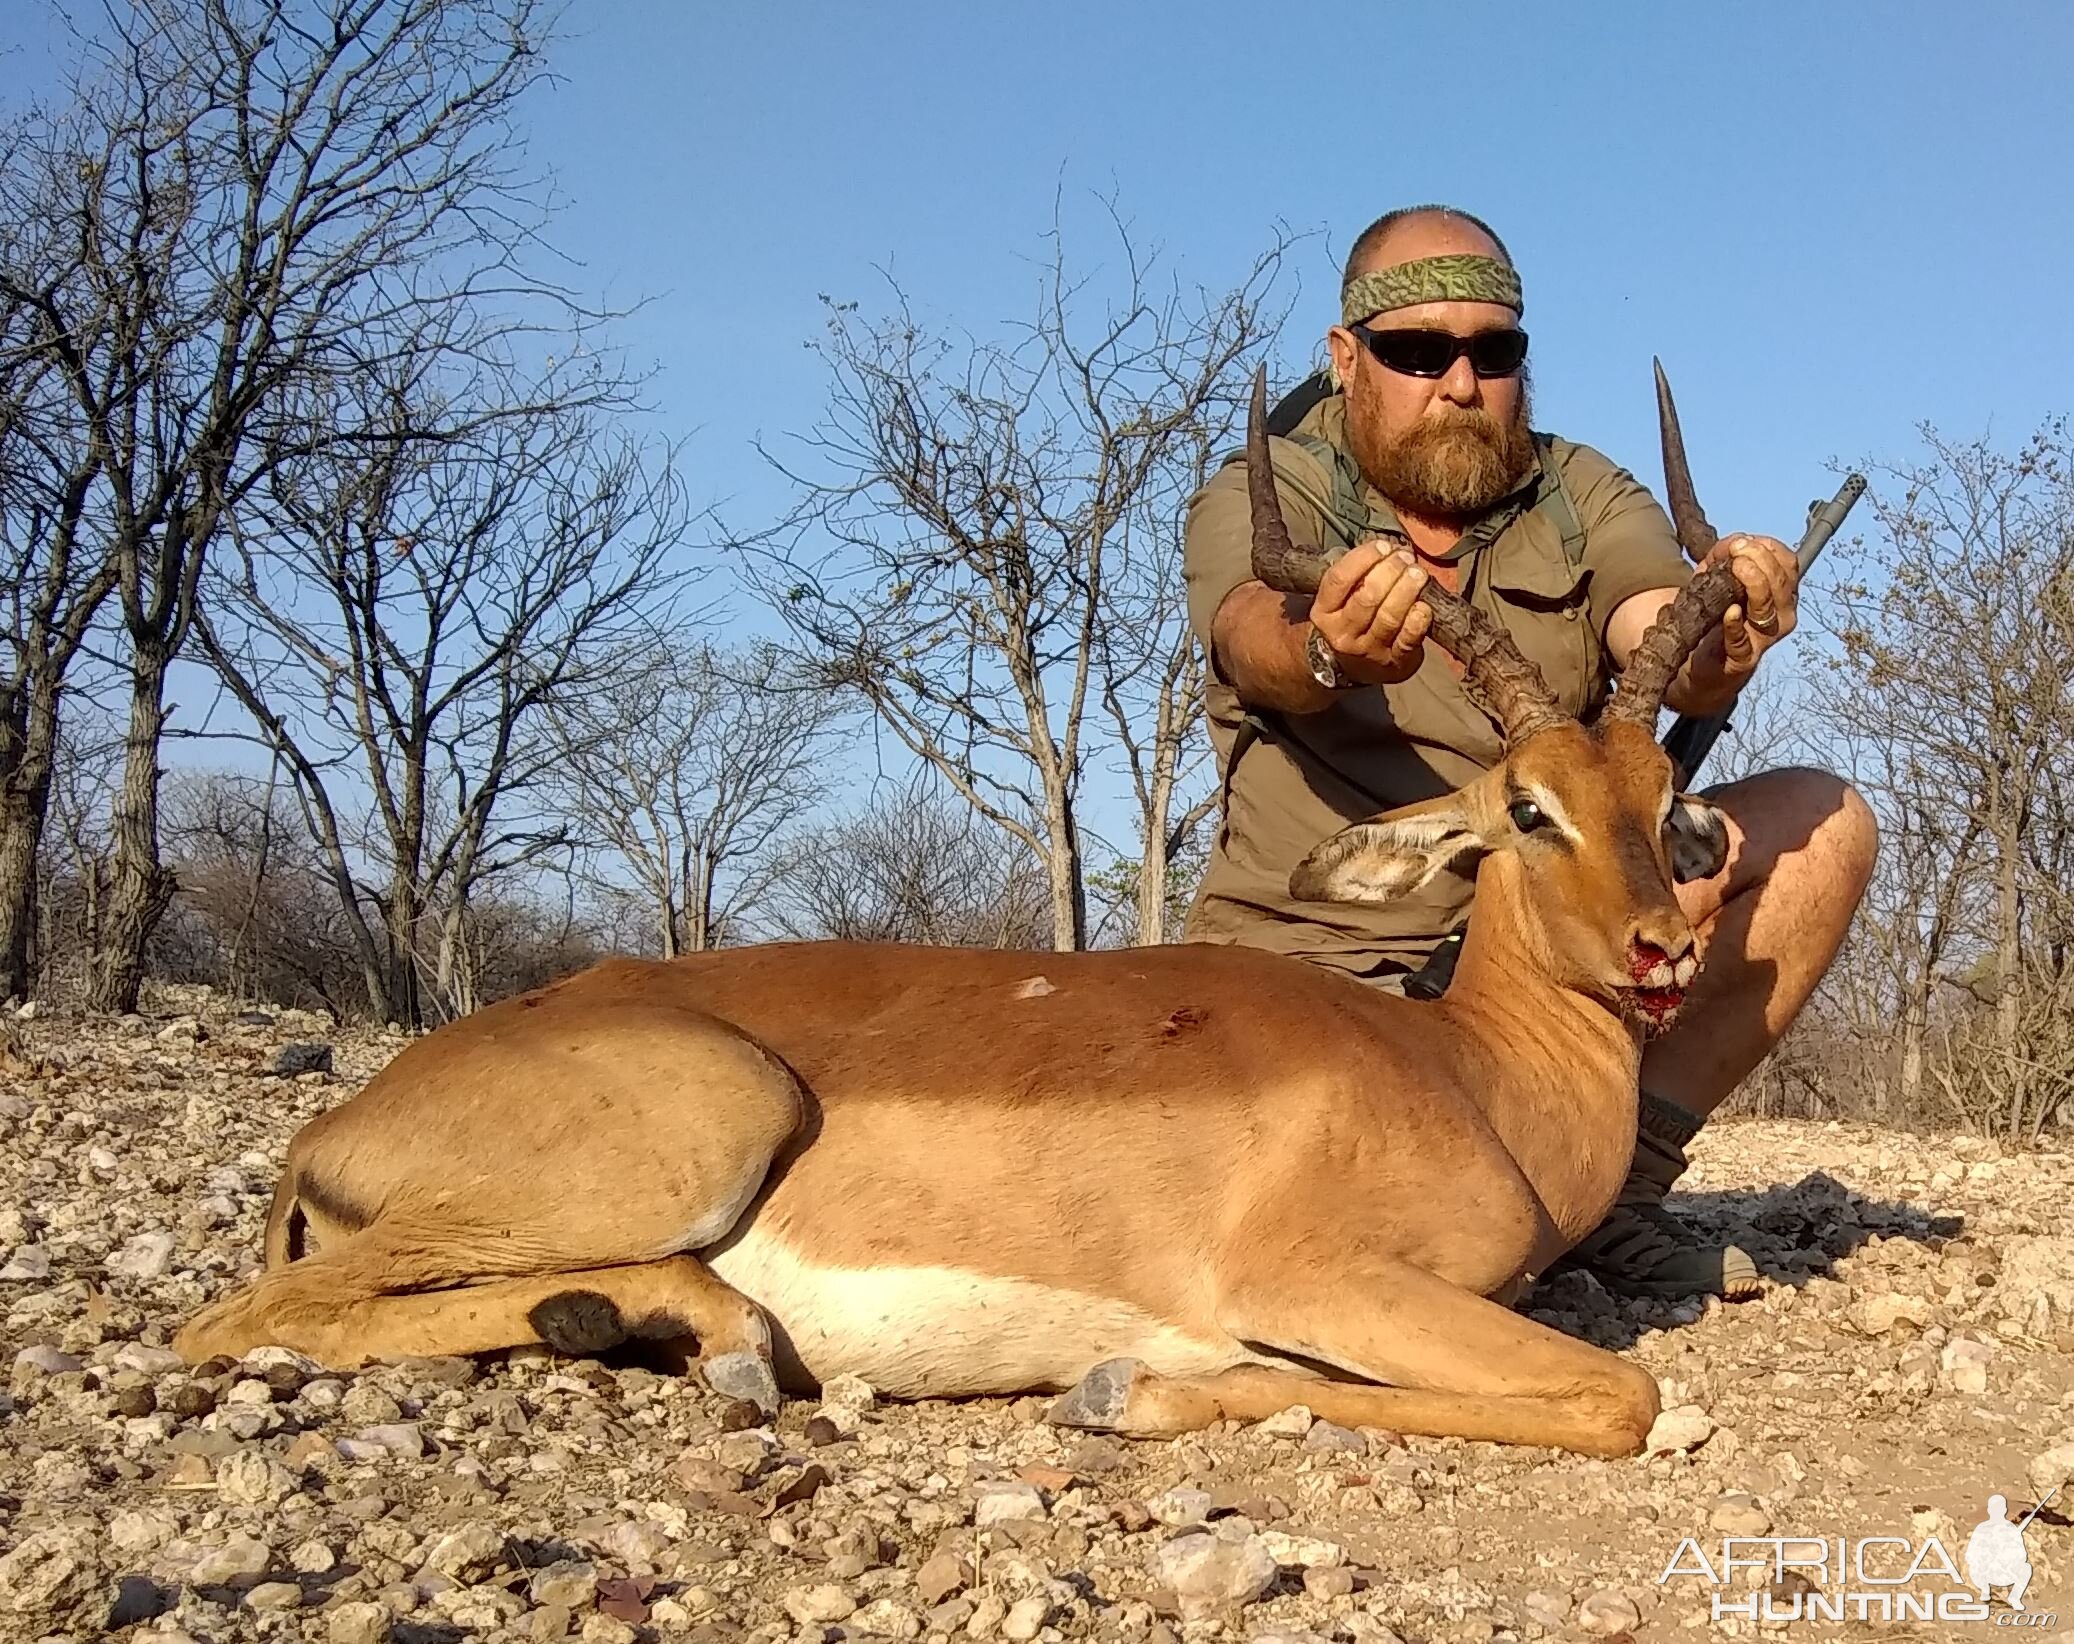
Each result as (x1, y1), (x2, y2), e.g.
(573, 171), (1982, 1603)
(1245, 364), (1566, 745)
(1604, 361), (1745, 728)
(1653, 357), (1719, 565)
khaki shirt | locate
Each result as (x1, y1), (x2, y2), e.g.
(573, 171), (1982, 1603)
(1181, 389), (1691, 981)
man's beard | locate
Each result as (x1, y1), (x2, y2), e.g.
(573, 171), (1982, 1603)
(1347, 378), (1537, 521)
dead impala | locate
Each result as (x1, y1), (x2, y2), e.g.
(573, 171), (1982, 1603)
(176, 369), (1750, 1458)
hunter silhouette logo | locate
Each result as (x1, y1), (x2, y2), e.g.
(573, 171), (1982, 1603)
(1659, 1485), (2060, 1625)
(1966, 1490), (2055, 1610)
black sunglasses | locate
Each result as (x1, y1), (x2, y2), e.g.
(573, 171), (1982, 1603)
(1347, 323), (1529, 379)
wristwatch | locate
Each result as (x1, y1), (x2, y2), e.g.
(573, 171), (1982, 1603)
(1305, 624), (1355, 690)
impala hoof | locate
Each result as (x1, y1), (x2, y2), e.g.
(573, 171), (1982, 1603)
(1048, 1357), (1143, 1430)
(703, 1351), (781, 1416)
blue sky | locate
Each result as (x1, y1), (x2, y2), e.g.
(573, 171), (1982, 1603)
(506, 1), (2073, 558)
(4, 2), (2071, 889)
(6, 2), (2067, 610)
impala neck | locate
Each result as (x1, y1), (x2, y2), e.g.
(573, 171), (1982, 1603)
(1435, 858), (1645, 1240)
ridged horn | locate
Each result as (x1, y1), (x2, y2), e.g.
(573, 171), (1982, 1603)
(1245, 364), (1566, 746)
(1603, 560), (1743, 728)
(1419, 588), (1572, 745)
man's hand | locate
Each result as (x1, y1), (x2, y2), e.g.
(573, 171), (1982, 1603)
(1310, 541), (1435, 685)
(1677, 532), (1798, 706)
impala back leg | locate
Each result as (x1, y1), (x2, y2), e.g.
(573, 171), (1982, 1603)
(176, 984), (805, 1407)
(179, 1244), (779, 1409)
(1054, 1255), (1659, 1458)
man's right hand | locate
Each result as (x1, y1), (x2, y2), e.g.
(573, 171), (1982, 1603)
(1311, 541), (1435, 685)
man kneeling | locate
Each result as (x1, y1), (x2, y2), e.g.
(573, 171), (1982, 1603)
(1180, 203), (1877, 1297)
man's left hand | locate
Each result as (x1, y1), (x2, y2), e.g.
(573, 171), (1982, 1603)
(1691, 532), (1798, 694)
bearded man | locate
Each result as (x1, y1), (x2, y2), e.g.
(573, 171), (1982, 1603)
(1181, 204), (1878, 1299)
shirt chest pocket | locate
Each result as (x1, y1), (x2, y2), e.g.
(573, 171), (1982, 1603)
(1481, 552), (1602, 720)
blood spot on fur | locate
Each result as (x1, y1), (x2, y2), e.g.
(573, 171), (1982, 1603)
(1158, 1005), (1209, 1041)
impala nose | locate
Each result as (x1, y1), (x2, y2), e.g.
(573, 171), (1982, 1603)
(1626, 923), (1696, 989)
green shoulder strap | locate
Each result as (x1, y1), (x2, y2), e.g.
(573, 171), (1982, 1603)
(1280, 431), (1373, 550)
(1274, 415), (1587, 569)
(1532, 436), (1587, 569)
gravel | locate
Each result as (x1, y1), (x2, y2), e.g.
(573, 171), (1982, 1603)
(1, 985), (2071, 1642)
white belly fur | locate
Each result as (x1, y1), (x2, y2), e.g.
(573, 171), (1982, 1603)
(706, 1225), (1272, 1399)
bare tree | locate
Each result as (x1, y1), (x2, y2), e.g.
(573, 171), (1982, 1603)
(541, 642), (837, 957)
(435, 879), (608, 1011)
(742, 214), (1290, 950)
(1815, 422), (2074, 1142)
(160, 763), (283, 1002)
(153, 766), (607, 1019)
(198, 399), (689, 1027)
(1086, 823), (1211, 950)
(1092, 397), (1230, 945)
(1687, 670), (1812, 788)
(29, 709), (123, 992)
(770, 786), (1051, 951)
(159, 766), (361, 1016)
(0, 108), (115, 1000)
(0, 0), (600, 1012)
(1820, 715), (1984, 1122)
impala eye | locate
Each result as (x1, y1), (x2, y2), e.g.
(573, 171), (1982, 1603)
(1508, 797), (1547, 833)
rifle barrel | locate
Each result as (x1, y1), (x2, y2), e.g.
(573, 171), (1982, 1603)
(2016, 1483), (2062, 1532)
(1796, 473), (1869, 574)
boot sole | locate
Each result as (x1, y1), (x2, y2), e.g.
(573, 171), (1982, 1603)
(1556, 1241), (1763, 1301)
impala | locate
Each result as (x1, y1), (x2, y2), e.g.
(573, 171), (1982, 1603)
(177, 370), (1750, 1457)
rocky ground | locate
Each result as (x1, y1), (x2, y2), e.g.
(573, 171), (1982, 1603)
(2, 986), (2071, 1644)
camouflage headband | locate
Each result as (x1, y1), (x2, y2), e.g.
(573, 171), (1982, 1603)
(1340, 254), (1524, 328)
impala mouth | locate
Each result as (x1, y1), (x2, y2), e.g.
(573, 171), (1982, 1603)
(1618, 942), (1699, 1034)
(1626, 985), (1685, 1030)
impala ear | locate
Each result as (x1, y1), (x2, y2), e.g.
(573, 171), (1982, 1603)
(1667, 794), (1730, 883)
(1291, 808), (1486, 906)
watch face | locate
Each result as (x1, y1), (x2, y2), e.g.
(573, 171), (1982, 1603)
(1307, 628), (1341, 687)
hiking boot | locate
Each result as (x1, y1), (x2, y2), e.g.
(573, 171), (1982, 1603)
(1559, 1091), (1761, 1299)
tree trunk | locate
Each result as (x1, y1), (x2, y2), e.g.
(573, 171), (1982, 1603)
(227, 759), (278, 999)
(0, 782), (44, 1002)
(71, 837), (105, 976)
(1996, 821), (2024, 1145)
(86, 649), (178, 1013)
(1135, 751), (1180, 948)
(383, 873), (425, 1030)
(434, 896), (478, 1021)
(687, 844), (718, 954)
(1136, 854), (1166, 948)
(0, 677), (66, 1000)
(1046, 858), (1074, 951)
(1896, 992), (1924, 1121)
(1043, 794), (1087, 953)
